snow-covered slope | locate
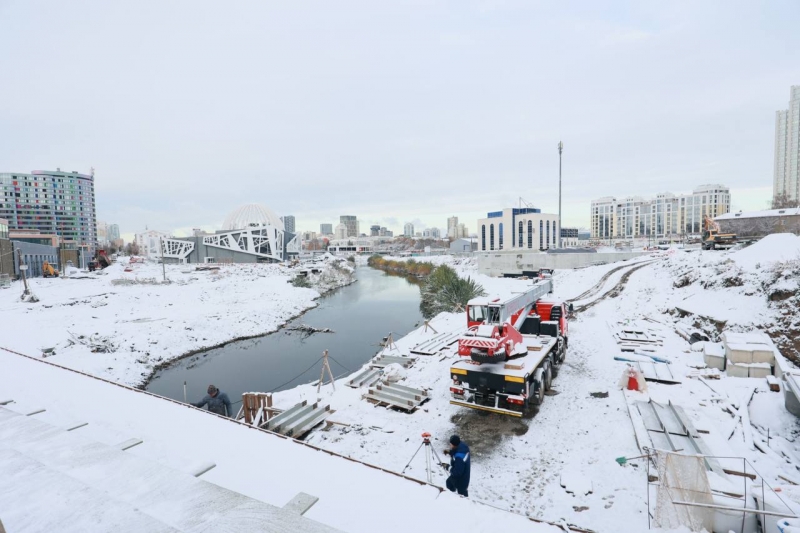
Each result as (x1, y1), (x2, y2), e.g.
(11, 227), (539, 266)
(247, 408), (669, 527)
(0, 257), (353, 387)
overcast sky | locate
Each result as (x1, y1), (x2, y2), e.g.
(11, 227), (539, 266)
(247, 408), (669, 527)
(1, 1), (798, 239)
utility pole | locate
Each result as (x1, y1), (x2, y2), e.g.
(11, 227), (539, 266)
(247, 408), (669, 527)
(16, 249), (30, 298)
(558, 141), (564, 248)
(160, 237), (166, 282)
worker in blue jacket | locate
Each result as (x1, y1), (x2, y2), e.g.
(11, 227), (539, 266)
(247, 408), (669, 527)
(192, 384), (233, 417)
(444, 434), (470, 497)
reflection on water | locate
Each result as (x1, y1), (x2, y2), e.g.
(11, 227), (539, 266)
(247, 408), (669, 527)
(146, 266), (423, 403)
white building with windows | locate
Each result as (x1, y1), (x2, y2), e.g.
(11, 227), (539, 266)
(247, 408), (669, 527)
(422, 227), (441, 239)
(334, 223), (348, 240)
(591, 184), (731, 240)
(446, 216), (458, 239)
(476, 208), (558, 252)
(403, 223), (414, 237)
(774, 85), (800, 203)
(134, 230), (170, 260)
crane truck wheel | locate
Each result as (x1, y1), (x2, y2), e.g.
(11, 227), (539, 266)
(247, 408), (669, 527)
(544, 363), (553, 392)
(532, 368), (545, 406)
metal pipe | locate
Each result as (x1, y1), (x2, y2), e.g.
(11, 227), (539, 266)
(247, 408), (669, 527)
(670, 501), (797, 519)
(558, 141), (563, 249)
(183, 381), (187, 403)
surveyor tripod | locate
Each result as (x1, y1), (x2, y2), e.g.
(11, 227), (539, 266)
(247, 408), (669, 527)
(401, 432), (448, 484)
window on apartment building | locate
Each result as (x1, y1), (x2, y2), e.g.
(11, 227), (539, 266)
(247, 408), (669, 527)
(518, 221), (523, 248)
(489, 224), (495, 250)
(527, 221), (533, 248)
(498, 223), (503, 250)
(546, 221), (551, 248)
(540, 221), (544, 249)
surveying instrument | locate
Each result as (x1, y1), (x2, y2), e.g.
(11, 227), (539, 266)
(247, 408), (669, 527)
(401, 432), (448, 484)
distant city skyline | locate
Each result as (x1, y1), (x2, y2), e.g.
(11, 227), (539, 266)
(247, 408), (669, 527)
(2, 2), (794, 243)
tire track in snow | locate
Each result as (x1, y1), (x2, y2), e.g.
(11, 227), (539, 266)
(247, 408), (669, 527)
(572, 262), (655, 314)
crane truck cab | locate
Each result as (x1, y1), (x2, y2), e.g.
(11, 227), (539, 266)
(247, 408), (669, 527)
(451, 281), (569, 417)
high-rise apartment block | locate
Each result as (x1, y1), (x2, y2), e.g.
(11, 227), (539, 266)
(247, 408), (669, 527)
(404, 223), (414, 237)
(447, 216), (459, 239)
(774, 85), (800, 203)
(320, 223), (333, 235)
(0, 169), (98, 254)
(334, 223), (348, 240)
(107, 223), (120, 243)
(340, 215), (359, 237)
(590, 184), (730, 240)
(281, 215), (296, 234)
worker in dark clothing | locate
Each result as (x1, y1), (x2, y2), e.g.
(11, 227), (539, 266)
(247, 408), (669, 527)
(444, 434), (470, 497)
(192, 385), (233, 417)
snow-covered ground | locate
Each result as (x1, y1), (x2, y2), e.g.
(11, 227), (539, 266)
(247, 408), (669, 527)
(274, 239), (800, 531)
(0, 255), (354, 388)
(3, 238), (800, 531)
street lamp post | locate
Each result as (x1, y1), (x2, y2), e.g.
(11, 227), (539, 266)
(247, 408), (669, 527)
(558, 141), (563, 248)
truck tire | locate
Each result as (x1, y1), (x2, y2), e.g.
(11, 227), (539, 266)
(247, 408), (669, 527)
(532, 381), (545, 405)
(544, 364), (553, 391)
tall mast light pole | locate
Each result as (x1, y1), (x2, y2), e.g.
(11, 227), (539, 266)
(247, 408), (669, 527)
(558, 141), (563, 248)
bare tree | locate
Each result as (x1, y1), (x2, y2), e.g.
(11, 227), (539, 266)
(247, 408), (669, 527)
(124, 242), (140, 255)
(772, 192), (800, 209)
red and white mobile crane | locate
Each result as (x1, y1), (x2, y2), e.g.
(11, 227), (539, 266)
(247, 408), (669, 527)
(450, 277), (571, 416)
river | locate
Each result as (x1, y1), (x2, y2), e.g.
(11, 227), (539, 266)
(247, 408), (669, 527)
(146, 266), (423, 403)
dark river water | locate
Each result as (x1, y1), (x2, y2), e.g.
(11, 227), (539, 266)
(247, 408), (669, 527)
(146, 266), (423, 404)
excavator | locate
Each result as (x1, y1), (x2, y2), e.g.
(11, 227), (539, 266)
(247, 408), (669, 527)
(42, 261), (59, 277)
(702, 215), (737, 250)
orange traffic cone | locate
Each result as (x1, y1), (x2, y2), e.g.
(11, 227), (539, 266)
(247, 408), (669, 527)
(627, 368), (639, 391)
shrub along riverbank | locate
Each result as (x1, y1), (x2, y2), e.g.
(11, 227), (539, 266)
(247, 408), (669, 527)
(367, 255), (434, 277)
(367, 256), (485, 319)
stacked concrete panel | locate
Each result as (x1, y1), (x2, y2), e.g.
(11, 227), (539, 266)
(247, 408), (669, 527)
(702, 343), (726, 371)
(721, 331), (777, 378)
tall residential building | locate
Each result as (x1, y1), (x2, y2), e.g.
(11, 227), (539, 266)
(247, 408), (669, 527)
(447, 216), (459, 239)
(334, 223), (348, 240)
(404, 222), (414, 237)
(97, 221), (108, 244)
(281, 215), (296, 234)
(422, 227), (441, 239)
(774, 85), (800, 203)
(477, 208), (558, 252)
(0, 169), (98, 254)
(320, 223), (333, 235)
(340, 215), (359, 237)
(370, 224), (381, 237)
(590, 184), (731, 239)
(107, 224), (120, 243)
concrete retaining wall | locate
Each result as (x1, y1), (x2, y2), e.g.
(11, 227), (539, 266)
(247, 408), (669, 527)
(477, 251), (646, 276)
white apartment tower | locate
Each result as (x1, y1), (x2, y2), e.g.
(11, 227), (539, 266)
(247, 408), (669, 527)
(403, 222), (414, 237)
(774, 85), (800, 203)
(590, 184), (731, 240)
(447, 216), (459, 239)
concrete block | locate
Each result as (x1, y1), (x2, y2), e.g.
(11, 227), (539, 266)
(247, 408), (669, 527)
(748, 364), (772, 379)
(726, 360), (750, 378)
(704, 352), (726, 371)
(725, 343), (753, 364)
(750, 344), (776, 365)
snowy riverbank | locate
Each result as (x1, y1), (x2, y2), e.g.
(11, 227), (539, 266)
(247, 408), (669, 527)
(0, 255), (354, 387)
(271, 240), (800, 531)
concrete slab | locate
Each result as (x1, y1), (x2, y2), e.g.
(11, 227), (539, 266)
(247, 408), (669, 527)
(284, 492), (320, 515)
